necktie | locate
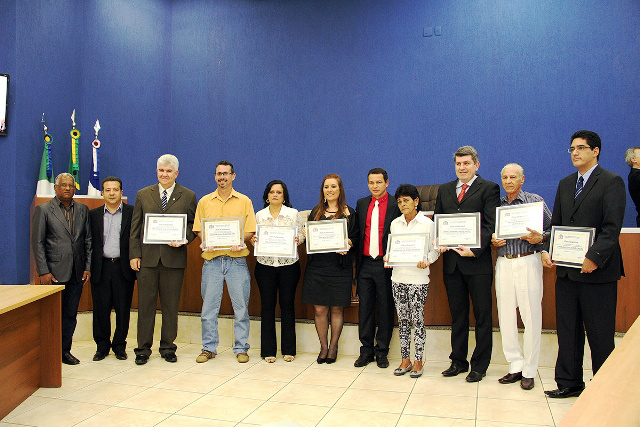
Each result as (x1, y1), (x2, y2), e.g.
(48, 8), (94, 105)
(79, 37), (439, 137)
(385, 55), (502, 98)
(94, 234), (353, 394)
(458, 183), (468, 203)
(369, 200), (380, 258)
(161, 190), (168, 210)
(575, 176), (584, 199)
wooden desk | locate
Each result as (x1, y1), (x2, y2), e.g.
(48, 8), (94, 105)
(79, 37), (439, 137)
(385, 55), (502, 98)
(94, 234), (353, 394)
(0, 285), (65, 420)
(559, 314), (640, 427)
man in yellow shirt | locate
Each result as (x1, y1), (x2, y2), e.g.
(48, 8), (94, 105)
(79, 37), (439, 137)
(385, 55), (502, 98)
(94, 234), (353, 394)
(193, 161), (256, 363)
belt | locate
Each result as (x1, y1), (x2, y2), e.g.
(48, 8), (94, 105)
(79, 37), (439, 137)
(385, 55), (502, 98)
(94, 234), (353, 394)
(364, 256), (382, 262)
(103, 257), (120, 262)
(499, 251), (538, 259)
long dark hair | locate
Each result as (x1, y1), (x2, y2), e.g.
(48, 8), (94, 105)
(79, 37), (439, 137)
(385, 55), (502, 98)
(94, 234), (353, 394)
(313, 174), (347, 220)
(262, 180), (292, 208)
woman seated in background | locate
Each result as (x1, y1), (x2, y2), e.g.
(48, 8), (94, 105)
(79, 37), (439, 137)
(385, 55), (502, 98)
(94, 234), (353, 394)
(386, 184), (439, 378)
(252, 180), (305, 363)
(302, 174), (358, 364)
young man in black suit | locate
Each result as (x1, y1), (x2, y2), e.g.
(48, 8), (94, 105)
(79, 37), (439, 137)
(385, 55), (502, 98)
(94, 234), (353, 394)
(89, 176), (136, 361)
(434, 146), (500, 382)
(354, 168), (401, 368)
(543, 130), (625, 398)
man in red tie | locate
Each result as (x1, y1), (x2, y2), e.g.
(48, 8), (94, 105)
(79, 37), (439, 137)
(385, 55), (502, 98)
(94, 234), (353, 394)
(354, 168), (401, 368)
(434, 146), (500, 382)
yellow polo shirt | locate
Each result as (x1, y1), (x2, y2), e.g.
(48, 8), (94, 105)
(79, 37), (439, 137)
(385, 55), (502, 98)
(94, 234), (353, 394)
(193, 189), (256, 259)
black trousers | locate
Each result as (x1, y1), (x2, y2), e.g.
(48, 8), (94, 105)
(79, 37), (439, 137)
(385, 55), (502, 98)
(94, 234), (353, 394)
(357, 257), (395, 358)
(443, 266), (493, 373)
(255, 261), (301, 357)
(135, 261), (185, 357)
(60, 275), (84, 354)
(554, 276), (617, 388)
(91, 258), (135, 353)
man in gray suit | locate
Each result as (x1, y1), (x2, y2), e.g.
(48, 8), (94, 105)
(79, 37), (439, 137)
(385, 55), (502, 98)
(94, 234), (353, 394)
(32, 173), (92, 365)
(129, 154), (196, 365)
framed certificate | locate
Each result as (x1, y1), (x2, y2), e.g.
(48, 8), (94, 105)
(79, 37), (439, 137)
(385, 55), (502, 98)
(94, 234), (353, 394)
(306, 218), (349, 254)
(254, 224), (297, 258)
(549, 226), (596, 268)
(143, 213), (187, 244)
(434, 212), (481, 248)
(385, 233), (429, 266)
(495, 202), (544, 240)
(201, 217), (244, 249)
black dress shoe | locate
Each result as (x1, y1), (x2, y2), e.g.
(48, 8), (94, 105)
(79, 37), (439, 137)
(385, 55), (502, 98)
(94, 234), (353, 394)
(162, 352), (177, 363)
(498, 371), (522, 384)
(92, 351), (108, 361)
(376, 355), (389, 369)
(441, 362), (468, 377)
(465, 370), (486, 382)
(135, 354), (149, 365)
(114, 350), (128, 360)
(354, 354), (374, 367)
(520, 377), (535, 390)
(62, 352), (80, 365)
(544, 385), (584, 398)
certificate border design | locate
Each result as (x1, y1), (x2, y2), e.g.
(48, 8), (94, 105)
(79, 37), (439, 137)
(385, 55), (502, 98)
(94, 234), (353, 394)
(305, 218), (349, 254)
(143, 213), (187, 244)
(201, 216), (244, 249)
(433, 212), (481, 248)
(385, 233), (429, 267)
(495, 201), (544, 240)
(254, 224), (298, 258)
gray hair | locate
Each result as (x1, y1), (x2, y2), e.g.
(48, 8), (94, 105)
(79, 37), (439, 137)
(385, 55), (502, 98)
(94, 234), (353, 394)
(624, 147), (640, 167)
(157, 154), (179, 171)
(501, 163), (524, 177)
(55, 172), (76, 185)
(454, 145), (479, 164)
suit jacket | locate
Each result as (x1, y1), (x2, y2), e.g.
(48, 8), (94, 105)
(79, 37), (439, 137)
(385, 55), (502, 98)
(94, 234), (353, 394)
(129, 183), (196, 269)
(547, 165), (625, 283)
(355, 194), (401, 275)
(434, 175), (500, 275)
(90, 203), (136, 283)
(628, 168), (640, 227)
(31, 198), (92, 282)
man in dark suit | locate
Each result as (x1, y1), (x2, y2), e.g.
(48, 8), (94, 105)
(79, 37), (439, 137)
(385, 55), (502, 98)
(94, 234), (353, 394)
(434, 146), (500, 382)
(89, 176), (136, 361)
(354, 168), (401, 368)
(32, 173), (92, 365)
(129, 154), (196, 365)
(543, 130), (625, 398)
(624, 147), (640, 227)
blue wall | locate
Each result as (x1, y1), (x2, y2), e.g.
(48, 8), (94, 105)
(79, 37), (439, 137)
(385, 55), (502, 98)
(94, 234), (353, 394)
(2, 0), (639, 283)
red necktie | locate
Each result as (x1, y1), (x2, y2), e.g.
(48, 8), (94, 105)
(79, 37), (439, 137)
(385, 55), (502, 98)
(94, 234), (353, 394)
(458, 183), (468, 203)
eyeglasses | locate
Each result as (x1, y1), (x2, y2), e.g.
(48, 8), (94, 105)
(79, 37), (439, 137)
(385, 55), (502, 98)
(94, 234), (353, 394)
(216, 172), (232, 177)
(567, 145), (592, 154)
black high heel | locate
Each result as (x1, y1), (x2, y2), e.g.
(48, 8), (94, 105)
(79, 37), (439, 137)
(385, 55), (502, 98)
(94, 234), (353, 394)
(325, 345), (338, 364)
(317, 349), (328, 364)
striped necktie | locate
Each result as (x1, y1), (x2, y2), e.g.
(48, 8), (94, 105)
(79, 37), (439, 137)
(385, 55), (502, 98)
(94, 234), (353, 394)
(458, 183), (468, 203)
(161, 190), (168, 210)
(575, 176), (584, 199)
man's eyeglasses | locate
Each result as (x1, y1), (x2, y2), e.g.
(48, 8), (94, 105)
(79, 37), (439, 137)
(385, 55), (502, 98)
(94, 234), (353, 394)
(567, 145), (592, 154)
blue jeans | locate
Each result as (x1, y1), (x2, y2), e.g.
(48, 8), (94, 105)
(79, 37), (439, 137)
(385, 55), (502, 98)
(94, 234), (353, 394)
(201, 256), (251, 354)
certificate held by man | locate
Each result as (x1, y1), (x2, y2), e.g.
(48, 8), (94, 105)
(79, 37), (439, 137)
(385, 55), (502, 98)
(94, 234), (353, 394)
(201, 216), (244, 249)
(549, 226), (596, 268)
(434, 212), (481, 248)
(306, 218), (349, 254)
(495, 201), (543, 240)
(143, 213), (187, 244)
(254, 224), (297, 258)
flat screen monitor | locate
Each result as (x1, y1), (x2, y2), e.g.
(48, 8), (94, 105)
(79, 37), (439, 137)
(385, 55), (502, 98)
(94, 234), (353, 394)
(0, 74), (8, 136)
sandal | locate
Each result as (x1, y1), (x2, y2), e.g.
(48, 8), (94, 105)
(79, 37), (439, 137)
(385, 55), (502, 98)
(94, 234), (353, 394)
(283, 355), (295, 362)
(264, 356), (276, 363)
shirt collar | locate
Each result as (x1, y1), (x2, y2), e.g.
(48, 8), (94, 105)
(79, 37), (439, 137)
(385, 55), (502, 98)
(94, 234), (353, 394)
(372, 192), (388, 203)
(104, 202), (123, 214)
(578, 164), (598, 184)
(501, 190), (526, 204)
(457, 175), (478, 189)
(211, 188), (239, 201)
(55, 197), (74, 209)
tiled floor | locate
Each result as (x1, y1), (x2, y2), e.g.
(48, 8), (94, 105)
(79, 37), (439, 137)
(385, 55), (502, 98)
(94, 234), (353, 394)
(1, 340), (590, 427)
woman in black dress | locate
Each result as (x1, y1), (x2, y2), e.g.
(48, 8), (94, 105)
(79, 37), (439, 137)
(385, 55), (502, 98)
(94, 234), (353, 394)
(302, 174), (358, 364)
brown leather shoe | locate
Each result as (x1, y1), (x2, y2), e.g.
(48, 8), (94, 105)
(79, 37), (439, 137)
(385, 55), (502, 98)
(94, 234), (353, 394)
(498, 372), (522, 384)
(520, 377), (534, 390)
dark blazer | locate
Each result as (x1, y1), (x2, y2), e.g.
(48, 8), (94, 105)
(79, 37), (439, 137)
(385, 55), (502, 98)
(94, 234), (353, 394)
(129, 183), (196, 268)
(628, 168), (640, 227)
(90, 203), (136, 283)
(548, 165), (625, 283)
(355, 194), (401, 275)
(32, 198), (92, 282)
(434, 175), (500, 275)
